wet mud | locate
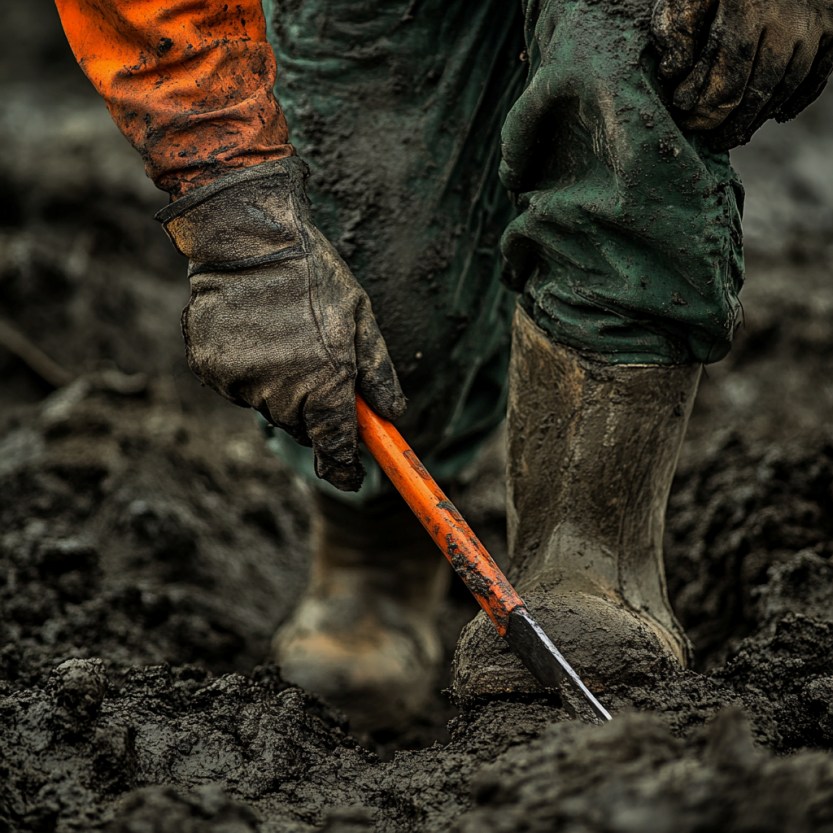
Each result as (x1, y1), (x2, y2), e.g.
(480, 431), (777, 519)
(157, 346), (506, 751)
(3, 3), (833, 832)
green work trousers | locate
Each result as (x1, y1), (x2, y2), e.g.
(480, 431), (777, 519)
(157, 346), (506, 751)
(260, 0), (745, 500)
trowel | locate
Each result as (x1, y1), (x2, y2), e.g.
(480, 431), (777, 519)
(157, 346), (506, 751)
(356, 395), (612, 723)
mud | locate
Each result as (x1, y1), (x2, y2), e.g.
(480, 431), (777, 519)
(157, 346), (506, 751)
(4, 3), (833, 832)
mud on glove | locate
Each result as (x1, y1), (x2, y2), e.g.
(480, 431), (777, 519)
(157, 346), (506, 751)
(652, 0), (833, 149)
(157, 157), (406, 492)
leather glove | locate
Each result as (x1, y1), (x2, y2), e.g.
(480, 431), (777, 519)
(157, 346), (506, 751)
(157, 157), (406, 492)
(652, 0), (833, 149)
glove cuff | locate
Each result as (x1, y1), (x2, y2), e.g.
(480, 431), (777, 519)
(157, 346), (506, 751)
(155, 156), (312, 275)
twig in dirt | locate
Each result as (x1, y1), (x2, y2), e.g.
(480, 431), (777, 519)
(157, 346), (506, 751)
(0, 317), (74, 389)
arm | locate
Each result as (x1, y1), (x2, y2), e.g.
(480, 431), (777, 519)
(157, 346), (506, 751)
(55, 0), (293, 196)
(54, 0), (406, 490)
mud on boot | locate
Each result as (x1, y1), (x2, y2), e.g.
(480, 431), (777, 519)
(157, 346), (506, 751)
(273, 490), (449, 733)
(453, 306), (700, 704)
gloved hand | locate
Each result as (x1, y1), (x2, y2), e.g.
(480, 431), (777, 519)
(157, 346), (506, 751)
(652, 0), (833, 148)
(157, 157), (406, 492)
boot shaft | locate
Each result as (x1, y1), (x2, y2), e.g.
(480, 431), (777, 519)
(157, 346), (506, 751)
(507, 306), (700, 616)
(309, 490), (449, 613)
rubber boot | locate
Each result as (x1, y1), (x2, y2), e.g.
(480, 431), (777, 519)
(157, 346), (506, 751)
(273, 490), (449, 732)
(453, 305), (700, 701)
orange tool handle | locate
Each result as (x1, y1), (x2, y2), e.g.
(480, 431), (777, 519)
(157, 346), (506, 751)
(356, 395), (524, 636)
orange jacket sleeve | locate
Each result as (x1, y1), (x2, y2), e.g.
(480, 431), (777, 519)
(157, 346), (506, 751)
(55, 0), (294, 197)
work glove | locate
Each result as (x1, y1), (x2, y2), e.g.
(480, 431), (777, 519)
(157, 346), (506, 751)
(652, 0), (833, 149)
(157, 157), (406, 492)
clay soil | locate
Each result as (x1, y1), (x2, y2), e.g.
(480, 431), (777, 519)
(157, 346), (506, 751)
(4, 5), (833, 832)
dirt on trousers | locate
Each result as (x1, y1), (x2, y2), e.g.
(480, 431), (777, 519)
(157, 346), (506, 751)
(4, 2), (833, 832)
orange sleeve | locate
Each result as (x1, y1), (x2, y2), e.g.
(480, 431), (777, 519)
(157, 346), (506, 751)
(54, 0), (294, 197)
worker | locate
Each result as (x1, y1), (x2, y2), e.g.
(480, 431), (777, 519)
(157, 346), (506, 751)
(56, 0), (833, 731)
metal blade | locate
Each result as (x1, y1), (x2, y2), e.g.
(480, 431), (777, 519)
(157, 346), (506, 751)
(505, 607), (612, 723)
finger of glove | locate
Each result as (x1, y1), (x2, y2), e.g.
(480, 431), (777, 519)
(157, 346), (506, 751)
(672, 1), (736, 113)
(705, 33), (808, 148)
(762, 39), (820, 120)
(254, 400), (311, 448)
(305, 384), (365, 492)
(354, 296), (407, 423)
(678, 26), (761, 129)
(652, 0), (718, 81)
(775, 35), (833, 122)
(673, 42), (717, 112)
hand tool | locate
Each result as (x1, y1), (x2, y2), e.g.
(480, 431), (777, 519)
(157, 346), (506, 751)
(356, 395), (612, 723)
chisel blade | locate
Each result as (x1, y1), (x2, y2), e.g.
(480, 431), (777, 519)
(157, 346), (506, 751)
(505, 607), (612, 722)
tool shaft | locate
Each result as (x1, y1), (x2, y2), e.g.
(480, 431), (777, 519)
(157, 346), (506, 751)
(356, 395), (523, 635)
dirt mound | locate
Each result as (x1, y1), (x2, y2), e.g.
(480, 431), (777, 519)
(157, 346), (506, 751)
(668, 431), (833, 664)
(0, 379), (309, 690)
(455, 708), (833, 833)
(4, 372), (833, 830)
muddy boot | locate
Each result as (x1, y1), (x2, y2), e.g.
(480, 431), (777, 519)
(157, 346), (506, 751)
(453, 306), (700, 702)
(273, 490), (449, 732)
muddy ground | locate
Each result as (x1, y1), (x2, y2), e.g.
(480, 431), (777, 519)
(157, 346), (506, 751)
(3, 4), (833, 832)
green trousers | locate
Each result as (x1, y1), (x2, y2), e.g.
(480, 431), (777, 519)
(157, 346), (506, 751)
(260, 0), (745, 500)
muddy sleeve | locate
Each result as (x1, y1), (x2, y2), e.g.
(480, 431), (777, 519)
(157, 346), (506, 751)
(54, 0), (294, 197)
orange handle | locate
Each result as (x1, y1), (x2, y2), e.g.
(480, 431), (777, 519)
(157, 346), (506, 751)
(356, 395), (524, 636)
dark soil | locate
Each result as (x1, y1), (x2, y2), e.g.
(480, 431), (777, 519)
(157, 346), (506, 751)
(3, 3), (833, 832)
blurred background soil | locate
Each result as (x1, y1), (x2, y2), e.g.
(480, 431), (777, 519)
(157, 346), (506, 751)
(2, 3), (833, 832)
